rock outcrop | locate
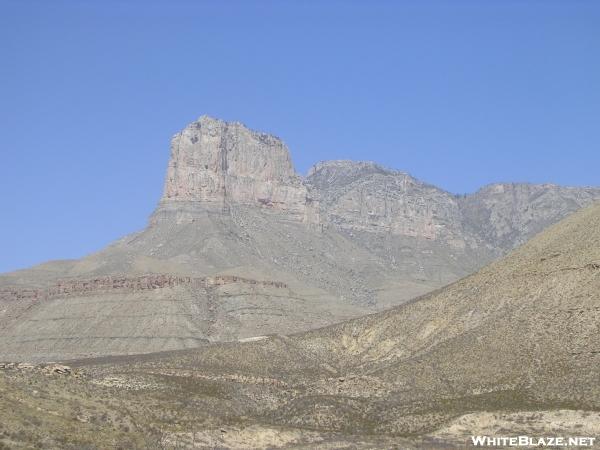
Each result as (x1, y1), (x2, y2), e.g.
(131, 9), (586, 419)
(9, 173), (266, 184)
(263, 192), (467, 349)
(153, 116), (319, 224)
(307, 160), (600, 254)
(459, 182), (600, 250)
(306, 160), (469, 248)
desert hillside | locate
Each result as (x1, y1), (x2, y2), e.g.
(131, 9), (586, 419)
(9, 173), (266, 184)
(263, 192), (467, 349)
(1, 202), (598, 448)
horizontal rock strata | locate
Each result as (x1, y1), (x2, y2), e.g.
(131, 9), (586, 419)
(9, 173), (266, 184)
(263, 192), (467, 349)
(0, 275), (287, 303)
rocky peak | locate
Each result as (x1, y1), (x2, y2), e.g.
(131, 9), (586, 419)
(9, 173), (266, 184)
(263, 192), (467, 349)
(306, 160), (403, 192)
(151, 116), (600, 249)
(153, 116), (318, 223)
(305, 159), (465, 243)
(459, 182), (600, 250)
(307, 160), (396, 177)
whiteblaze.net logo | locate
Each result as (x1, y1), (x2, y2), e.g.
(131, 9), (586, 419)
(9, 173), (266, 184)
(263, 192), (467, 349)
(470, 435), (596, 447)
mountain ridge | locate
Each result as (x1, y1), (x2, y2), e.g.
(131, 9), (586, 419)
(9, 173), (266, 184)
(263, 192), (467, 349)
(1, 115), (598, 361)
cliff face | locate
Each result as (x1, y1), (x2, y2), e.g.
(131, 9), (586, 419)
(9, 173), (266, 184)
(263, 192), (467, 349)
(459, 182), (600, 250)
(154, 116), (318, 224)
(152, 116), (600, 254)
(306, 161), (469, 248)
(307, 161), (600, 254)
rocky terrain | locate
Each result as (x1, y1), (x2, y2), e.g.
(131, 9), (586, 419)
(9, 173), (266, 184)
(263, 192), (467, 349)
(1, 202), (598, 449)
(1, 115), (599, 361)
(156, 117), (319, 223)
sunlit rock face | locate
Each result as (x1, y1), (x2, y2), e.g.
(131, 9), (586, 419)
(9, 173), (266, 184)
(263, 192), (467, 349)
(307, 160), (600, 253)
(306, 160), (469, 247)
(459, 182), (600, 250)
(154, 116), (318, 224)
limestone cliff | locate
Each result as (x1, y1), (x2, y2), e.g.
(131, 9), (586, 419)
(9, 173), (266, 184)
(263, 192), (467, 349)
(459, 182), (600, 250)
(306, 160), (469, 249)
(307, 160), (600, 254)
(153, 116), (319, 224)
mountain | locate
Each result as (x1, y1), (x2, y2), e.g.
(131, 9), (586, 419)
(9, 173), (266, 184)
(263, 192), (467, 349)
(1, 115), (599, 361)
(460, 181), (600, 250)
(308, 159), (600, 256)
(2, 201), (598, 449)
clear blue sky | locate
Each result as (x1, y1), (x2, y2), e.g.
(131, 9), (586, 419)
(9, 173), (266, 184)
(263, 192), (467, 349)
(1, 0), (599, 273)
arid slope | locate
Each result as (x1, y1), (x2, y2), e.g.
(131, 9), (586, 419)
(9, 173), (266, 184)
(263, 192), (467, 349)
(1, 203), (598, 449)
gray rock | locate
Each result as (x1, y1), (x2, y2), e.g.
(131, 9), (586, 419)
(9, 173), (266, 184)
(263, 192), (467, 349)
(154, 115), (319, 224)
